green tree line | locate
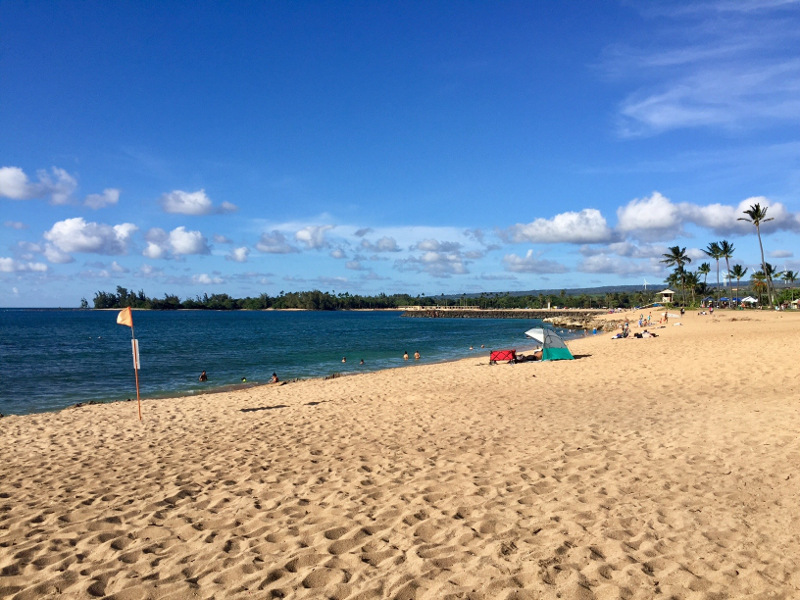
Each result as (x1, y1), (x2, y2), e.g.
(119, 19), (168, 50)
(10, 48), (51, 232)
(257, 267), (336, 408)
(87, 286), (654, 311)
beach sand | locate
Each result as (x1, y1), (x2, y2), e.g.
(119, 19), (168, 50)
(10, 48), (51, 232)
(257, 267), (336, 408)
(2, 309), (800, 599)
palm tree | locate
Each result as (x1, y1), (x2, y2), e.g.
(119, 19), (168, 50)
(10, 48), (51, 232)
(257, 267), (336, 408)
(661, 246), (692, 305)
(765, 262), (781, 285)
(738, 203), (775, 306)
(782, 270), (797, 302)
(751, 271), (768, 305)
(728, 264), (748, 307)
(718, 240), (735, 299)
(703, 242), (723, 301)
(684, 270), (700, 306)
(698, 262), (711, 293)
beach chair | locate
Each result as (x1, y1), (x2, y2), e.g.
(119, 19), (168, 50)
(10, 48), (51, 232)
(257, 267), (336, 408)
(489, 349), (517, 365)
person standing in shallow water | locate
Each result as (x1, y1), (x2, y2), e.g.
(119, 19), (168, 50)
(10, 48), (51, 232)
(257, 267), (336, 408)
(199, 370), (207, 382)
(403, 351), (409, 360)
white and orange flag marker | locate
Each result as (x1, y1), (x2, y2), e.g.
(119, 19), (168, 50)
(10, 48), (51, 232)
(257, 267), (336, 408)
(116, 307), (142, 421)
(116, 306), (133, 327)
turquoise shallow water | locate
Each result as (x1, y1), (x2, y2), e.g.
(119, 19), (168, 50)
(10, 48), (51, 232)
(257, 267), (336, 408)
(0, 309), (577, 416)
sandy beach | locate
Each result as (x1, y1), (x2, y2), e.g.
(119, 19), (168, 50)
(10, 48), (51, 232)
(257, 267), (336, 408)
(2, 309), (799, 600)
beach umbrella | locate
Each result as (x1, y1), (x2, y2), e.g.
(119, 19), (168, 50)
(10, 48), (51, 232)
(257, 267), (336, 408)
(524, 327), (574, 361)
(523, 327), (545, 344)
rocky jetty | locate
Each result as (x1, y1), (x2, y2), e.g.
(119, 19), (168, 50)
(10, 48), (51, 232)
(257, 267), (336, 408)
(400, 308), (610, 330)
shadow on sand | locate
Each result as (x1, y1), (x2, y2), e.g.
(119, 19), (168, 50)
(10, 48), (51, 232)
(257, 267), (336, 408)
(241, 404), (288, 413)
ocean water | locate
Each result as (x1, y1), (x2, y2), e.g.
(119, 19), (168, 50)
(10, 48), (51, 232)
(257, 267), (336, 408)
(0, 309), (577, 416)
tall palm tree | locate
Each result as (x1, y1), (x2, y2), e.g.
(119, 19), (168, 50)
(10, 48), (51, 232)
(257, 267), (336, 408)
(718, 240), (735, 299)
(738, 203), (775, 306)
(703, 242), (723, 301)
(728, 264), (748, 306)
(661, 246), (692, 305)
(782, 270), (798, 302)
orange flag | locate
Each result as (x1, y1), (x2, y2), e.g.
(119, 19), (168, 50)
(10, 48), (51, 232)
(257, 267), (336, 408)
(116, 306), (133, 327)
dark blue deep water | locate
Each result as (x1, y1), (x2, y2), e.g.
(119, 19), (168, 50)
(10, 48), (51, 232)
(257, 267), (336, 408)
(0, 309), (576, 416)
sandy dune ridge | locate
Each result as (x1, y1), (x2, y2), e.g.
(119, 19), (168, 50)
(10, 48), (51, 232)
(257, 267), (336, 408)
(2, 310), (800, 599)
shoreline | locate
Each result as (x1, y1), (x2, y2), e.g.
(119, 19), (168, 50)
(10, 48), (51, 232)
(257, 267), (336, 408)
(2, 310), (800, 598)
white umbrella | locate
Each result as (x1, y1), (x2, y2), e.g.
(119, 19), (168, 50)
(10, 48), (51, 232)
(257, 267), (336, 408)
(524, 327), (545, 343)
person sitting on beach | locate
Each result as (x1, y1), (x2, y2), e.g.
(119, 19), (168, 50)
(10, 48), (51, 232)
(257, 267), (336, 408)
(518, 349), (543, 362)
(199, 370), (208, 382)
(270, 373), (279, 383)
(414, 350), (420, 360)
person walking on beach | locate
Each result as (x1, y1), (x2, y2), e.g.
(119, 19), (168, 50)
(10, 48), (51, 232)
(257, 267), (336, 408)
(199, 370), (208, 382)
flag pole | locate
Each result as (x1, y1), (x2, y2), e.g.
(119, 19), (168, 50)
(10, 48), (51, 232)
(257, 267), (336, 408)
(130, 322), (142, 422)
(117, 306), (142, 421)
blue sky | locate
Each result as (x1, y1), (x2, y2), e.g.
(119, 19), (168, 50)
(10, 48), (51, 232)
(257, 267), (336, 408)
(2, 0), (799, 307)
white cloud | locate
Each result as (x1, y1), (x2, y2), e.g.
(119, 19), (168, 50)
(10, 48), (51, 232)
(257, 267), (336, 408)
(0, 167), (29, 199)
(213, 234), (232, 244)
(580, 241), (665, 259)
(0, 257), (48, 273)
(0, 166), (77, 204)
(159, 189), (237, 215)
(43, 217), (137, 257)
(143, 226), (210, 258)
(502, 250), (568, 274)
(683, 196), (798, 235)
(256, 230), (299, 254)
(769, 249), (793, 258)
(616, 192), (681, 239)
(226, 247), (249, 262)
(414, 239), (462, 252)
(346, 260), (364, 270)
(84, 188), (120, 209)
(3, 220), (26, 229)
(579, 254), (659, 276)
(505, 209), (613, 244)
(396, 251), (468, 277)
(43, 244), (75, 264)
(169, 226), (210, 255)
(296, 225), (334, 249)
(110, 261), (129, 273)
(138, 264), (161, 277)
(143, 242), (166, 259)
(361, 236), (400, 252)
(193, 273), (224, 285)
(330, 248), (347, 259)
